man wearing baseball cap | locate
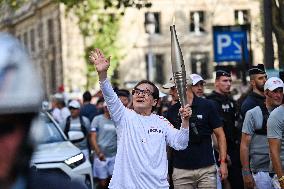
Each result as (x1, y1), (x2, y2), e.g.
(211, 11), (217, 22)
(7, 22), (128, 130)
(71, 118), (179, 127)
(266, 77), (284, 188)
(241, 77), (283, 189)
(61, 100), (91, 159)
(162, 78), (180, 105)
(166, 74), (227, 189)
(189, 74), (206, 97)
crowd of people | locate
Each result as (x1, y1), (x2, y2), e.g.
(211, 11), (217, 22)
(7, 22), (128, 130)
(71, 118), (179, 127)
(41, 49), (284, 189)
(1, 32), (284, 189)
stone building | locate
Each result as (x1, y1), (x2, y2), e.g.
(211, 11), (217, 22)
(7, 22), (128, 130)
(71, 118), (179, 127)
(118, 0), (263, 88)
(0, 0), (86, 98)
(0, 0), (263, 94)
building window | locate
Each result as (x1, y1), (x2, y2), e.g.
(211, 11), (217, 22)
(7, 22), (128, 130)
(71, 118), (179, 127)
(23, 32), (28, 49)
(38, 23), (43, 49)
(17, 35), (21, 41)
(47, 19), (54, 45)
(154, 54), (165, 84)
(144, 12), (161, 34)
(189, 11), (205, 34)
(145, 53), (165, 84)
(30, 29), (35, 52)
(50, 59), (57, 93)
(190, 52), (209, 79)
(234, 10), (250, 25)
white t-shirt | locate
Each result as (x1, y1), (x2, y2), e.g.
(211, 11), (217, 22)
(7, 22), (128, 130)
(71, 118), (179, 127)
(100, 79), (189, 189)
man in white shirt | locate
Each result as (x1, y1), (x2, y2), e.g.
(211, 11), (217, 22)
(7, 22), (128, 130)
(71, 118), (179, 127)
(89, 48), (191, 189)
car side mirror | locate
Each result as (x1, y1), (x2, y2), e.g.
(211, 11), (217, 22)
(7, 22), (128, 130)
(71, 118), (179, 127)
(68, 131), (85, 142)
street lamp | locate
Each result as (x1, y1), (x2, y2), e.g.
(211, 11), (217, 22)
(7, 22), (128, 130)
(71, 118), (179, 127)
(145, 12), (156, 81)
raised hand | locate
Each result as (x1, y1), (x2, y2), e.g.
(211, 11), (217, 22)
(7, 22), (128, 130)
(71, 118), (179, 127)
(89, 48), (110, 80)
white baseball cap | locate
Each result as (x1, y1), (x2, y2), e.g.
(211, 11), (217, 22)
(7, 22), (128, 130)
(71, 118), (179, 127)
(189, 74), (205, 86)
(162, 77), (175, 89)
(68, 100), (81, 109)
(264, 77), (284, 91)
(162, 77), (192, 89)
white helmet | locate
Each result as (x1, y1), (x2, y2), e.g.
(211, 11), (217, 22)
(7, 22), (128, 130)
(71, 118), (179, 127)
(0, 32), (43, 114)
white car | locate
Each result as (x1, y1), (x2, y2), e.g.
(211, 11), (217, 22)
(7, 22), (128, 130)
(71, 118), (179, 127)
(30, 111), (94, 189)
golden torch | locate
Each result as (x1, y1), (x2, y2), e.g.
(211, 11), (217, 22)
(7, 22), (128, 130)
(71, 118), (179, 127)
(170, 25), (188, 107)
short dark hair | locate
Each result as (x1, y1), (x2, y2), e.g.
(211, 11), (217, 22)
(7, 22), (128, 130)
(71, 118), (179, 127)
(83, 91), (92, 102)
(116, 89), (130, 98)
(133, 80), (160, 112)
(134, 80), (159, 100)
(96, 97), (104, 105)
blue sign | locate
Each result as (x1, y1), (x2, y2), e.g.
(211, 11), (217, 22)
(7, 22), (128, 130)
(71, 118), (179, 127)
(213, 25), (249, 63)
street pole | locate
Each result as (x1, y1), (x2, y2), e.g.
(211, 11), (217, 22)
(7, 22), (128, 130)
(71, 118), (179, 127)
(241, 39), (247, 86)
(263, 0), (274, 69)
(147, 38), (154, 81)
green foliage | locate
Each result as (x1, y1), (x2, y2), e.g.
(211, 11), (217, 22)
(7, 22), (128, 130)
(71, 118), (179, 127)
(0, 0), (27, 9)
(59, 0), (151, 90)
(58, 0), (151, 10)
(84, 12), (122, 89)
(0, 0), (151, 89)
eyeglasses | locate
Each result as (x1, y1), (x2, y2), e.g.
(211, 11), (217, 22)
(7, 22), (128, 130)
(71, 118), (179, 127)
(132, 88), (153, 97)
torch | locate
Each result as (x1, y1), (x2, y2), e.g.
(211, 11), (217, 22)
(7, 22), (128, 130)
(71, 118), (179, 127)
(170, 25), (188, 107)
(170, 25), (199, 136)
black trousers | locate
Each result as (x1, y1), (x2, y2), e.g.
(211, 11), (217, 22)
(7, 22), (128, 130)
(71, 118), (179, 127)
(227, 144), (244, 189)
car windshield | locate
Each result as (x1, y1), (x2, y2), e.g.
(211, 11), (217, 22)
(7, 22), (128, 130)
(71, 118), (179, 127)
(36, 112), (65, 144)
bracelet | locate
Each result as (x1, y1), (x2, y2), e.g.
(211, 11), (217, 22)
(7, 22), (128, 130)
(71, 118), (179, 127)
(279, 176), (284, 182)
(219, 159), (228, 164)
(242, 166), (250, 170)
(241, 169), (251, 176)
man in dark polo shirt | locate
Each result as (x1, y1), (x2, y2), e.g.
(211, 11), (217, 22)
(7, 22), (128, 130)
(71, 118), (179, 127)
(167, 81), (227, 188)
(241, 64), (267, 119)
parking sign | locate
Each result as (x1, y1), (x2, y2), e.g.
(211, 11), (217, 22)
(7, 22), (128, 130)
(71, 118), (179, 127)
(213, 25), (249, 63)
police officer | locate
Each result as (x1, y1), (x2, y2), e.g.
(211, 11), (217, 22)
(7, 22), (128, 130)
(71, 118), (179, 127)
(0, 33), (87, 189)
(207, 69), (243, 189)
(241, 64), (267, 119)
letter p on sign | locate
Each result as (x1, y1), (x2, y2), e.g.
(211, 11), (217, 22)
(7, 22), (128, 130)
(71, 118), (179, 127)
(217, 34), (231, 55)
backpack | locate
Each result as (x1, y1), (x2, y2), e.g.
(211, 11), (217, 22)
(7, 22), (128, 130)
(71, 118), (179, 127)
(254, 105), (269, 135)
(64, 116), (87, 138)
(64, 116), (91, 154)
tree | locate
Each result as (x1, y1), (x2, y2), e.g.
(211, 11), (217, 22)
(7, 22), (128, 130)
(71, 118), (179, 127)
(58, 0), (151, 89)
(0, 0), (151, 89)
(0, 0), (27, 9)
(272, 0), (284, 69)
